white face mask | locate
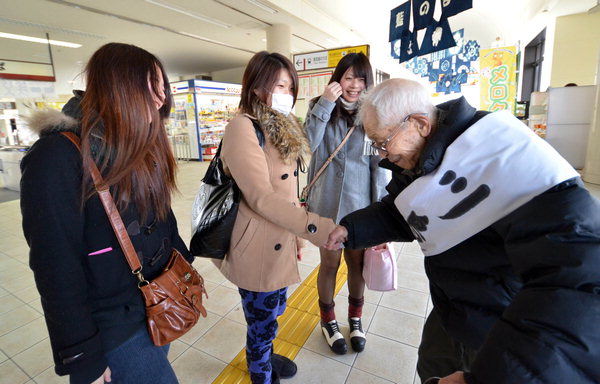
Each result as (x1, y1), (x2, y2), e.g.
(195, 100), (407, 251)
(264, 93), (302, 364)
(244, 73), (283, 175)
(270, 93), (294, 116)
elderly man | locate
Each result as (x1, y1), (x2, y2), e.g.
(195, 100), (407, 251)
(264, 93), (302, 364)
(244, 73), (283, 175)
(326, 78), (600, 384)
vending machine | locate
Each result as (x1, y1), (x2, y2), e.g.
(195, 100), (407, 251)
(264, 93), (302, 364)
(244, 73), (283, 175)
(167, 79), (241, 160)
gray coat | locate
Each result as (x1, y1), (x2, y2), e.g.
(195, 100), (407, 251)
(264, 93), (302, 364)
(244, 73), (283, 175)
(304, 96), (391, 223)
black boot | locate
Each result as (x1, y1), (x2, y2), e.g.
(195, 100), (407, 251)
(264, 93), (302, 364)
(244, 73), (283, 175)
(271, 353), (297, 378)
(270, 369), (280, 384)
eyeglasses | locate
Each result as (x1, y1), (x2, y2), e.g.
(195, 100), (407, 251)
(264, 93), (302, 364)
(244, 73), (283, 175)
(369, 113), (427, 154)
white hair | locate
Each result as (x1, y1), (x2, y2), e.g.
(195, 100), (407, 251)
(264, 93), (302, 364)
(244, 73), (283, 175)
(358, 78), (436, 129)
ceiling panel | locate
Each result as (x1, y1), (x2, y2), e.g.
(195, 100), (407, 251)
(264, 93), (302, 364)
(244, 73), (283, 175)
(0, 0), (597, 95)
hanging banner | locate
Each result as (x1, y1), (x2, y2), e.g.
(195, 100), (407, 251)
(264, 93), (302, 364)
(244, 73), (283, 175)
(391, 39), (402, 59)
(389, 1), (411, 42)
(293, 45), (369, 71)
(441, 0), (473, 18)
(419, 18), (456, 56)
(400, 30), (419, 63)
(479, 46), (517, 113)
(412, 0), (436, 30)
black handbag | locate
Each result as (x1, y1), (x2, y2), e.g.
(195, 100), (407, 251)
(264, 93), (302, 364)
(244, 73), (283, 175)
(190, 120), (264, 259)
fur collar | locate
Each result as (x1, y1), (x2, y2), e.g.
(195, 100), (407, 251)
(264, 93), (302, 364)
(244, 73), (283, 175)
(25, 109), (79, 135)
(25, 92), (83, 135)
(251, 101), (309, 164)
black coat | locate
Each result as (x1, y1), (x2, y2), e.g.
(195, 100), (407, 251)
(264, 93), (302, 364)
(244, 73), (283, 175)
(340, 97), (600, 383)
(20, 95), (191, 384)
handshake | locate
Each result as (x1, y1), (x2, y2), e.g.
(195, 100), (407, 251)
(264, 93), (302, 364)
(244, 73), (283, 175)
(324, 225), (349, 250)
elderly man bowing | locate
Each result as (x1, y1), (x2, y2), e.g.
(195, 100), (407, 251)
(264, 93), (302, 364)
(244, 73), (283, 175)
(326, 78), (600, 384)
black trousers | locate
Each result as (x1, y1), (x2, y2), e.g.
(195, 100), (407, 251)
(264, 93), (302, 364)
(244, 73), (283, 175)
(417, 309), (478, 383)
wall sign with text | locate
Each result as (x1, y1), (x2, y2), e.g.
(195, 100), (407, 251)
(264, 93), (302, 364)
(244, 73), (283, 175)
(293, 45), (369, 71)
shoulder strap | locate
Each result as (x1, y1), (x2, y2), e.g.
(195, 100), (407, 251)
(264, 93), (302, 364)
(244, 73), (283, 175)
(300, 125), (355, 202)
(240, 113), (265, 148)
(61, 132), (146, 281)
(251, 119), (265, 148)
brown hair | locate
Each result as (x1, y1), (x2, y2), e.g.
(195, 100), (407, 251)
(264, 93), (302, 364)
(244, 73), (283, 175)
(312, 52), (373, 125)
(80, 42), (175, 222)
(239, 51), (298, 115)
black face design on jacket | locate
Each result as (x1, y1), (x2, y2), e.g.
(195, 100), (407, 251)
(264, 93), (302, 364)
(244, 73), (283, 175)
(407, 170), (490, 242)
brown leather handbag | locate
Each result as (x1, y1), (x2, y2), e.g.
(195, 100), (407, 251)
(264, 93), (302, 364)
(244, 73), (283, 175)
(62, 132), (208, 346)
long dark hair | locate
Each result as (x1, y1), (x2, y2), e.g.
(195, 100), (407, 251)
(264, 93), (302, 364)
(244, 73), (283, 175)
(80, 42), (176, 222)
(312, 52), (373, 125)
(239, 51), (298, 115)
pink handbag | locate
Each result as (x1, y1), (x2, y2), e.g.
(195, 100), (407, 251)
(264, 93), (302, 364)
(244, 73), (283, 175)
(362, 243), (397, 292)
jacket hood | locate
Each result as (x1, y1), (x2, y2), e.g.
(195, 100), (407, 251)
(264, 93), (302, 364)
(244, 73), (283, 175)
(252, 100), (309, 164)
(25, 90), (83, 136)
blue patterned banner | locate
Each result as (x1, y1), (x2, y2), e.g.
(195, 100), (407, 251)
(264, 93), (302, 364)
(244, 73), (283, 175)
(404, 29), (482, 95)
(389, 2), (412, 42)
(419, 18), (456, 55)
(400, 30), (419, 62)
(391, 39), (402, 59)
(412, 0), (436, 30)
(441, 0), (472, 18)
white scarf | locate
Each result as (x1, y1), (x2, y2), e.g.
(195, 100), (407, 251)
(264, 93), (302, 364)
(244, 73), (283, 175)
(394, 111), (579, 256)
(340, 97), (376, 156)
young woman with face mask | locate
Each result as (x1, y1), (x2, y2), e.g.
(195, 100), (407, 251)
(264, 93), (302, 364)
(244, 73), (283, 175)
(304, 53), (391, 355)
(213, 51), (343, 384)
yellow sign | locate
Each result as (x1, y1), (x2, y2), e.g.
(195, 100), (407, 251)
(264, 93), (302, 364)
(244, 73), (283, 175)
(479, 46), (517, 113)
(294, 45), (369, 71)
(327, 45), (369, 68)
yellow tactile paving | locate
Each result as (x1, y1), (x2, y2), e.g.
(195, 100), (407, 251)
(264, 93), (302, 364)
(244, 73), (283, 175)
(212, 257), (348, 383)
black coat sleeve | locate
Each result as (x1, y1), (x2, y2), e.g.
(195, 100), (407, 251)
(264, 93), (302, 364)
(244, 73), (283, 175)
(168, 209), (192, 263)
(467, 180), (600, 384)
(20, 134), (107, 383)
(341, 170), (416, 248)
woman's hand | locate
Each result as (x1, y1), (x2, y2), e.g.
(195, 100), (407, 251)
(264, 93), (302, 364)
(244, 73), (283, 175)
(439, 371), (466, 384)
(91, 367), (111, 383)
(322, 82), (343, 102)
(325, 225), (348, 250)
(296, 237), (305, 261)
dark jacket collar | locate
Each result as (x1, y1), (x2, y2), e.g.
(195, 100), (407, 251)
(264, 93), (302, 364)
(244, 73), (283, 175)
(380, 97), (485, 176)
(419, 96), (478, 174)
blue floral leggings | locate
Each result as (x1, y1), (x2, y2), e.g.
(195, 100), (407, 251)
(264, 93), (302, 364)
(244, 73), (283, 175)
(239, 287), (287, 384)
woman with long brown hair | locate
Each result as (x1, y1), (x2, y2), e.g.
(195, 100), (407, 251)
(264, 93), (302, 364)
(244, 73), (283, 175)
(214, 51), (341, 384)
(21, 43), (188, 384)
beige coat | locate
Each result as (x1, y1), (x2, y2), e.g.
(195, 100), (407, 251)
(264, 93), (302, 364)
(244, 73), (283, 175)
(217, 106), (336, 292)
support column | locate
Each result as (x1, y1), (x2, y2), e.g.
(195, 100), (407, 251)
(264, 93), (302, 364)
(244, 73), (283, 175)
(583, 48), (600, 185)
(267, 23), (291, 58)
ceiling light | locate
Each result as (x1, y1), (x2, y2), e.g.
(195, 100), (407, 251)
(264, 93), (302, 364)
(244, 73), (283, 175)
(145, 0), (232, 28)
(0, 32), (81, 47)
(246, 0), (278, 14)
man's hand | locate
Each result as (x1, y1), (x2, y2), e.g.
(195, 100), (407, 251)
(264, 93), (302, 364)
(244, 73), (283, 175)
(325, 225), (348, 250)
(322, 82), (343, 102)
(439, 371), (466, 384)
(91, 367), (111, 383)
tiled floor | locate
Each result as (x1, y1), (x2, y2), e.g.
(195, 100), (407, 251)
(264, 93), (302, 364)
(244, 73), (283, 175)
(0, 160), (431, 384)
(2, 160), (600, 384)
